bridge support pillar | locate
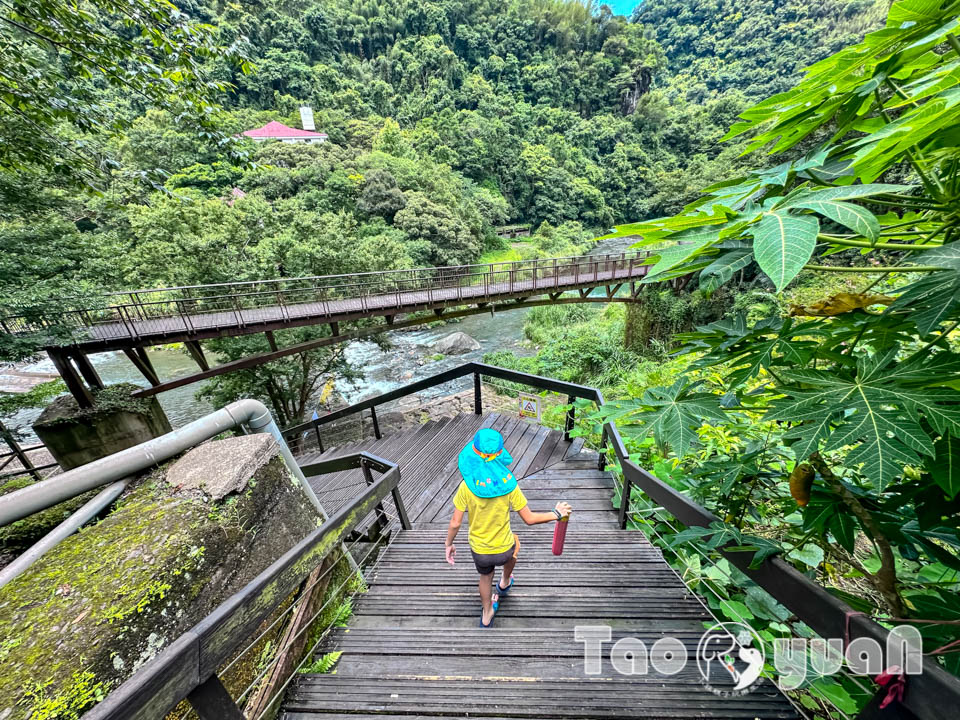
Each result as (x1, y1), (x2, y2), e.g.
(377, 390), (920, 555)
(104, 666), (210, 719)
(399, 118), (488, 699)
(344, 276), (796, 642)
(184, 340), (210, 371)
(33, 384), (172, 471)
(70, 349), (104, 390)
(46, 349), (95, 409)
(122, 347), (160, 385)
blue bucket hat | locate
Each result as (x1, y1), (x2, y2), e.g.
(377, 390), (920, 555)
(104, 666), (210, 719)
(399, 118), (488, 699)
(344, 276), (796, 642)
(457, 429), (517, 498)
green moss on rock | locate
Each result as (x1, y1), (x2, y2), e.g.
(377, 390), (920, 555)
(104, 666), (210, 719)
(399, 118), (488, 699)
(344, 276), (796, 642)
(33, 384), (153, 427)
(0, 436), (321, 720)
(0, 478), (99, 553)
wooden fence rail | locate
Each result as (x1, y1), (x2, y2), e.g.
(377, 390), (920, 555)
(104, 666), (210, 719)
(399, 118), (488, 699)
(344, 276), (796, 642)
(284, 362), (960, 720)
(84, 452), (406, 720)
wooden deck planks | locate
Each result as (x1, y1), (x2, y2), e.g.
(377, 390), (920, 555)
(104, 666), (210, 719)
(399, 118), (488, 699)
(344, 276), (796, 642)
(283, 412), (799, 720)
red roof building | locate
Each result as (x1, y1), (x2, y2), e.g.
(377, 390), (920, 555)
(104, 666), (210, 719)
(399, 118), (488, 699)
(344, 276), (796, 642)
(241, 121), (328, 144)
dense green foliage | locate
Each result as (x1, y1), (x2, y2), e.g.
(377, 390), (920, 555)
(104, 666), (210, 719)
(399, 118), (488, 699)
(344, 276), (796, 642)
(635, 0), (890, 101)
(3, 0), (879, 425)
(4, 0), (959, 712)
(590, 0), (960, 684)
(0, 0), (251, 190)
(487, 3), (960, 711)
(2, 0), (884, 359)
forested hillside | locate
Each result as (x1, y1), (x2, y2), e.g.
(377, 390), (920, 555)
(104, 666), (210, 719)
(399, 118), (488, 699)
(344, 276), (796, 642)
(1, 0), (883, 406)
(1, 0), (886, 322)
(635, 0), (890, 100)
(5, 2), (960, 713)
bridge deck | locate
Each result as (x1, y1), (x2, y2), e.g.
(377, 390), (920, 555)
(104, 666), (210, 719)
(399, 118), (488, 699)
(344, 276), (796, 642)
(287, 413), (798, 719)
(68, 261), (647, 352)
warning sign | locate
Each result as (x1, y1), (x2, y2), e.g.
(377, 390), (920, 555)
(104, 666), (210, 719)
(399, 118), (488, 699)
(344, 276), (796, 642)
(518, 392), (541, 420)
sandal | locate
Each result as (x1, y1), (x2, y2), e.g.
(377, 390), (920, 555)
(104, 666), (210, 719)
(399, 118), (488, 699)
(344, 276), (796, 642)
(480, 605), (497, 627)
(492, 576), (514, 612)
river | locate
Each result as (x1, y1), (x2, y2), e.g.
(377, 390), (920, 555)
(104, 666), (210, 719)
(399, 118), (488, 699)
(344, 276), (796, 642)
(11, 237), (636, 439)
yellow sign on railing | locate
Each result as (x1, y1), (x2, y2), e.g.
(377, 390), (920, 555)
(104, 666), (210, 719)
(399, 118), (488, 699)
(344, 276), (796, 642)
(518, 392), (541, 420)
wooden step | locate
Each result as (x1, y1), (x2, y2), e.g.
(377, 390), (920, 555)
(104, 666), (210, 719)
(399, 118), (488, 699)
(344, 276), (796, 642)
(284, 676), (798, 719)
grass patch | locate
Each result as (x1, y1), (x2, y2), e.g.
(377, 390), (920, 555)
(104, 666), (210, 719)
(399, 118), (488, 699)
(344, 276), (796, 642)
(477, 247), (526, 264)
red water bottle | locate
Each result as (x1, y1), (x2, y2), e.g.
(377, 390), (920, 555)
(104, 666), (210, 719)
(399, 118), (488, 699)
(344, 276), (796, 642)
(552, 515), (569, 555)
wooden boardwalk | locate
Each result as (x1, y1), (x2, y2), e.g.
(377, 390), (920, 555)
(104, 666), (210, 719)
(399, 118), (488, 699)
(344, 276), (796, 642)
(288, 414), (799, 719)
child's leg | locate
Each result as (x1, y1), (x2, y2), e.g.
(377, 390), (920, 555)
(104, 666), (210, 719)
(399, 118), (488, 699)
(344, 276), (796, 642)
(497, 537), (520, 591)
(478, 571), (495, 624)
(498, 555), (517, 591)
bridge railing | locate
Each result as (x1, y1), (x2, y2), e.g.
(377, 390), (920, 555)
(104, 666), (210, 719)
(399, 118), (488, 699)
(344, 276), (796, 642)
(0, 251), (649, 343)
(85, 450), (410, 720)
(282, 362), (611, 460)
(283, 362), (960, 720)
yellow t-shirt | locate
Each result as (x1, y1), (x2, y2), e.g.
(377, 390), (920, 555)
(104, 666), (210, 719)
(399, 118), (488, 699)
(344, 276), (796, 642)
(453, 481), (527, 554)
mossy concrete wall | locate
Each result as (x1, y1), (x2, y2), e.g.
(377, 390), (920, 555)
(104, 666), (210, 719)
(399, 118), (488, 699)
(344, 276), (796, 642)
(0, 477), (98, 562)
(33, 384), (173, 471)
(0, 433), (322, 720)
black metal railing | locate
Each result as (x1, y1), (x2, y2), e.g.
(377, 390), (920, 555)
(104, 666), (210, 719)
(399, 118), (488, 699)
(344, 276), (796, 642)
(0, 440), (57, 481)
(85, 452), (408, 720)
(0, 252), (649, 346)
(282, 362), (960, 720)
(282, 362), (617, 467)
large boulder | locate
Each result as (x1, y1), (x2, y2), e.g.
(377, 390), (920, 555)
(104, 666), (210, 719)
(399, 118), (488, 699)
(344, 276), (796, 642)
(0, 433), (323, 720)
(430, 331), (481, 355)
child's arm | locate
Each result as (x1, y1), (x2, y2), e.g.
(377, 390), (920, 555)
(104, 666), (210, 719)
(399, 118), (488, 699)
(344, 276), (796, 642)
(518, 501), (572, 525)
(445, 508), (464, 564)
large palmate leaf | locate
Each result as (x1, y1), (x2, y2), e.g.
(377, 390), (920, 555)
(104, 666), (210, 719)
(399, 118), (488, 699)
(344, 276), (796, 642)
(699, 248), (754, 291)
(750, 211), (819, 290)
(788, 199), (881, 240)
(767, 348), (960, 489)
(783, 184), (913, 203)
(888, 269), (960, 336)
(913, 241), (960, 270)
(927, 432), (960, 499)
(724, 0), (960, 181)
(596, 379), (729, 457)
(852, 87), (960, 181)
(678, 315), (828, 386)
(615, 212), (732, 245)
(643, 228), (721, 279)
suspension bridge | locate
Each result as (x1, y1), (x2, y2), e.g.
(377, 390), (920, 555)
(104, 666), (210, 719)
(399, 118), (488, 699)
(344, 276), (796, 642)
(1, 252), (653, 407)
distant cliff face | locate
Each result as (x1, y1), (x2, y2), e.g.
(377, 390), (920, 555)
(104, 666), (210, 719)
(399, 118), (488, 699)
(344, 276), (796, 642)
(634, 0), (890, 101)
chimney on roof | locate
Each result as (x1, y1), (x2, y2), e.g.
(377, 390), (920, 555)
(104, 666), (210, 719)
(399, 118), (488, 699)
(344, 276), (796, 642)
(299, 106), (315, 131)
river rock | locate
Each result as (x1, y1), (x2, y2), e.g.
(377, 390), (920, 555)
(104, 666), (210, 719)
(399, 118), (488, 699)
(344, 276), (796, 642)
(430, 331), (481, 355)
(0, 433), (322, 720)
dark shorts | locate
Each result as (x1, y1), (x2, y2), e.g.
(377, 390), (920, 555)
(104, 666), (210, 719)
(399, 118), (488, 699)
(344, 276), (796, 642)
(471, 542), (517, 575)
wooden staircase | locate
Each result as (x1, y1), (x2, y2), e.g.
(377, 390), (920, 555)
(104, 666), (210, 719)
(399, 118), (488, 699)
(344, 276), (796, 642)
(284, 413), (799, 720)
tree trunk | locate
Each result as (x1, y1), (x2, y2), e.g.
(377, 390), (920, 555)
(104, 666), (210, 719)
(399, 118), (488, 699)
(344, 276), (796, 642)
(809, 452), (904, 617)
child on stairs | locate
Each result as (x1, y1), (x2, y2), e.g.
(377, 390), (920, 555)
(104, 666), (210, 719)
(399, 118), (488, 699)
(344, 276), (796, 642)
(444, 428), (572, 627)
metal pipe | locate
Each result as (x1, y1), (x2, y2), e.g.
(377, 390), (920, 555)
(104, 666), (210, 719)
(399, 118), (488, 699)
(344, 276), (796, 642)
(225, 401), (325, 518)
(0, 480), (128, 589)
(0, 399), (326, 528)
